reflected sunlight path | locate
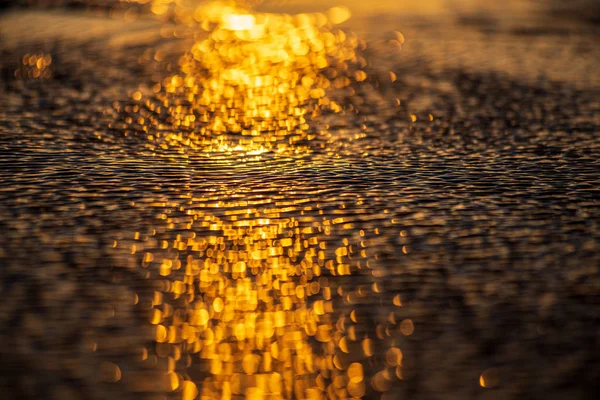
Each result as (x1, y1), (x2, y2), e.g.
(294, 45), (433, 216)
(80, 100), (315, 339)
(117, 1), (405, 399)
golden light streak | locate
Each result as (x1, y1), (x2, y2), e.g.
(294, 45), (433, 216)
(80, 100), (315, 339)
(119, 1), (364, 155)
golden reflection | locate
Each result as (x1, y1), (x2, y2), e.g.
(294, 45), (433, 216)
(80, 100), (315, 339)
(14, 52), (52, 80)
(479, 368), (501, 389)
(119, 1), (364, 155)
(113, 1), (414, 399)
(132, 203), (386, 399)
(100, 361), (122, 383)
(399, 319), (414, 336)
(121, 182), (420, 399)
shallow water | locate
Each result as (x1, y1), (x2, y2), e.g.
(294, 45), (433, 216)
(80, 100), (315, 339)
(1, 2), (599, 399)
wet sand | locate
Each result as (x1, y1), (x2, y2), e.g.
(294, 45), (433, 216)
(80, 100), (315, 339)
(1, 2), (599, 399)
